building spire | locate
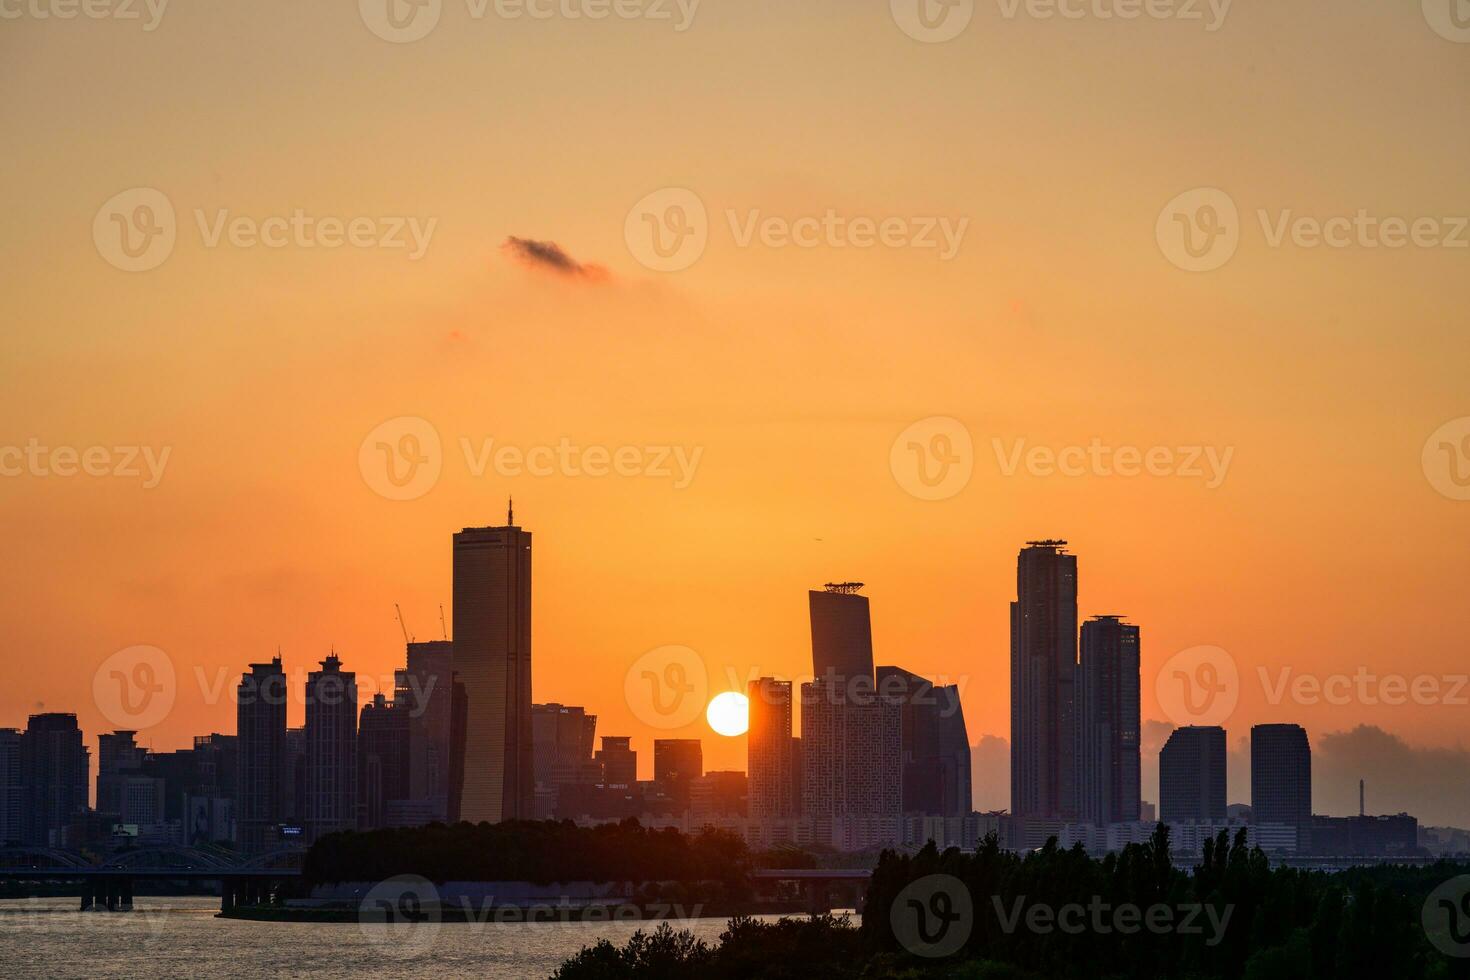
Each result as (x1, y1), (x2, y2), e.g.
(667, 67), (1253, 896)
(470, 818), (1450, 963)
(508, 496), (515, 527)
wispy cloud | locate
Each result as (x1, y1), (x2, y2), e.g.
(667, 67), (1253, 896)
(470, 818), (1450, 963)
(502, 236), (608, 281)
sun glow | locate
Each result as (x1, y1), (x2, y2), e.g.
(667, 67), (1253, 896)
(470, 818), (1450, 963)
(706, 691), (749, 737)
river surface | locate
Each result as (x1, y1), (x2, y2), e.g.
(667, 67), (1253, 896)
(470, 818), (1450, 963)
(0, 897), (768, 979)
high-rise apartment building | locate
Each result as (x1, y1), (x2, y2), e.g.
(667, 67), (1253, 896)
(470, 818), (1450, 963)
(358, 693), (410, 830)
(1077, 616), (1141, 824)
(747, 678), (796, 819)
(1010, 540), (1079, 820)
(397, 640), (454, 821)
(0, 729), (21, 846)
(452, 510), (533, 823)
(305, 653), (358, 841)
(236, 657), (288, 851)
(21, 713), (89, 846)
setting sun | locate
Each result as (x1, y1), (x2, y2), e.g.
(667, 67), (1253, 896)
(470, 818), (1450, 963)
(706, 691), (749, 737)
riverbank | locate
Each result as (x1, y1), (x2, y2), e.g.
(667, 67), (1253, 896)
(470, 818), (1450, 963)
(220, 900), (814, 922)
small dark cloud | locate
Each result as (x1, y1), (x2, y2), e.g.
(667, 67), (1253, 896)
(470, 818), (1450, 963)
(502, 237), (608, 281)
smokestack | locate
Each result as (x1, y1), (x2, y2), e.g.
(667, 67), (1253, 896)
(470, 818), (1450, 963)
(1359, 779), (1365, 817)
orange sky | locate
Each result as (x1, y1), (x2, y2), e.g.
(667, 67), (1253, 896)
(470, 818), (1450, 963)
(1, 1), (1467, 785)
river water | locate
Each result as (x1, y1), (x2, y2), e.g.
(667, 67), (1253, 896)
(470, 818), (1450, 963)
(0, 897), (759, 979)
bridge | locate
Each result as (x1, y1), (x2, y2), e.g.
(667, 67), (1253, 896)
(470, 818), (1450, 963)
(0, 845), (303, 912)
(751, 868), (872, 914)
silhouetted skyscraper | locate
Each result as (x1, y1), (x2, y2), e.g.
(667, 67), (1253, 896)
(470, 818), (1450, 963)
(1077, 616), (1141, 824)
(653, 739), (703, 809)
(236, 657), (287, 851)
(358, 693), (410, 830)
(452, 512), (533, 823)
(1159, 725), (1227, 824)
(20, 713), (89, 846)
(595, 736), (636, 787)
(1251, 724), (1312, 837)
(305, 653), (357, 842)
(801, 584), (901, 849)
(0, 729), (21, 846)
(397, 640), (454, 821)
(1010, 540), (1079, 820)
(876, 666), (972, 817)
(747, 677), (796, 819)
(97, 730), (145, 818)
(809, 585), (875, 683)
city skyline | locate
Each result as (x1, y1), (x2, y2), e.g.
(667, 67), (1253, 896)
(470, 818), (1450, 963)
(4, 524), (1461, 832)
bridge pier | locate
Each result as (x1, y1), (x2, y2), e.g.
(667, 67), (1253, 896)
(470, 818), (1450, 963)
(221, 876), (238, 914)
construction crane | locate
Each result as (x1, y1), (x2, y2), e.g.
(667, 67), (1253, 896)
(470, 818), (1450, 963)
(395, 603), (413, 644)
